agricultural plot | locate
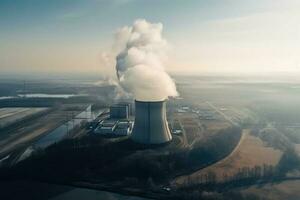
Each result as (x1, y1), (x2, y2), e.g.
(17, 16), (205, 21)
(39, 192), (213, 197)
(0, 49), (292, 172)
(174, 130), (283, 185)
(242, 180), (300, 200)
(175, 113), (203, 145)
(0, 107), (49, 128)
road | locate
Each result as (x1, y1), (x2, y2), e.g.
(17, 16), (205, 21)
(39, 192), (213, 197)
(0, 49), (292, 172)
(205, 101), (239, 126)
(176, 118), (189, 148)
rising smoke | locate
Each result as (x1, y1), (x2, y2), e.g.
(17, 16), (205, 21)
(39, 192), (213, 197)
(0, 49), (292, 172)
(115, 19), (178, 101)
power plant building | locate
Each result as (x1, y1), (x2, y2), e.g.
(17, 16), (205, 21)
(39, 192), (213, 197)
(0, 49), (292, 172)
(114, 120), (133, 136)
(93, 103), (133, 137)
(131, 100), (172, 144)
(110, 104), (130, 119)
(94, 119), (132, 136)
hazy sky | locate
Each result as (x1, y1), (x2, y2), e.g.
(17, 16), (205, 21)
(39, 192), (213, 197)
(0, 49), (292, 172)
(0, 0), (299, 77)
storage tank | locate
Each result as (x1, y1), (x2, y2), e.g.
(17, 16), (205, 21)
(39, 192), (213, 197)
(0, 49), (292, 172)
(131, 100), (172, 144)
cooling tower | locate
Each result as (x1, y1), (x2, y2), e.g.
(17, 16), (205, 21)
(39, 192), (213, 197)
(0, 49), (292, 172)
(131, 100), (172, 144)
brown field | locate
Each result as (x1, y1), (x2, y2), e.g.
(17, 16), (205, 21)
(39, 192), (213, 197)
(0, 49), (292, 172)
(242, 180), (300, 200)
(173, 130), (283, 185)
(0, 109), (82, 157)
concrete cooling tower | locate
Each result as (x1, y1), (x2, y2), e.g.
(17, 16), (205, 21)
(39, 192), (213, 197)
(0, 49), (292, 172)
(131, 100), (172, 144)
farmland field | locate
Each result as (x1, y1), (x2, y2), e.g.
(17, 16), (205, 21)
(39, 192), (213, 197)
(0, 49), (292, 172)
(173, 130), (283, 184)
(0, 107), (49, 128)
(242, 180), (300, 200)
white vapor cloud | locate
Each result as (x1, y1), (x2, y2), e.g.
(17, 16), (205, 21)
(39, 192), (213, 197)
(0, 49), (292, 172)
(115, 19), (178, 101)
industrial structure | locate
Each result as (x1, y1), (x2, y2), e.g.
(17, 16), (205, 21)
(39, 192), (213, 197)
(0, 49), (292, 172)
(94, 119), (132, 136)
(131, 100), (172, 144)
(109, 103), (130, 119)
(93, 103), (133, 136)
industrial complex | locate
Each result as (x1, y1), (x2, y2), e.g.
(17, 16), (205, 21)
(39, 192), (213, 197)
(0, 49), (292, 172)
(92, 100), (173, 145)
(93, 103), (133, 137)
(2, 80), (296, 200)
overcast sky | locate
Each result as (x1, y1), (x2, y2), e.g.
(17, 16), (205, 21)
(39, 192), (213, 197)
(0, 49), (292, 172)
(0, 0), (299, 77)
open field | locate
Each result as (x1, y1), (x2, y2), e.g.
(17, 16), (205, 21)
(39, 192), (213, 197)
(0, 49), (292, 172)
(174, 112), (204, 145)
(0, 107), (85, 158)
(171, 110), (231, 147)
(0, 107), (49, 128)
(173, 130), (283, 185)
(242, 180), (300, 200)
(170, 98), (232, 148)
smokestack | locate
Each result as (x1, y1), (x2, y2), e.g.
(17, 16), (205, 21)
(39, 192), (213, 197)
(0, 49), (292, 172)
(131, 99), (172, 144)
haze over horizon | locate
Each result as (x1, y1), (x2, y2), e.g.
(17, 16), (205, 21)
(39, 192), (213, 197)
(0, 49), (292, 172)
(0, 0), (299, 77)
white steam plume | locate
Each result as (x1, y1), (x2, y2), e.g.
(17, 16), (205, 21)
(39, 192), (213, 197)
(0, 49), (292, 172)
(115, 19), (178, 101)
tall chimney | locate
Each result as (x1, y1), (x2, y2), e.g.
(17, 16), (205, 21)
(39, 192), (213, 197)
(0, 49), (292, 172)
(131, 100), (172, 144)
